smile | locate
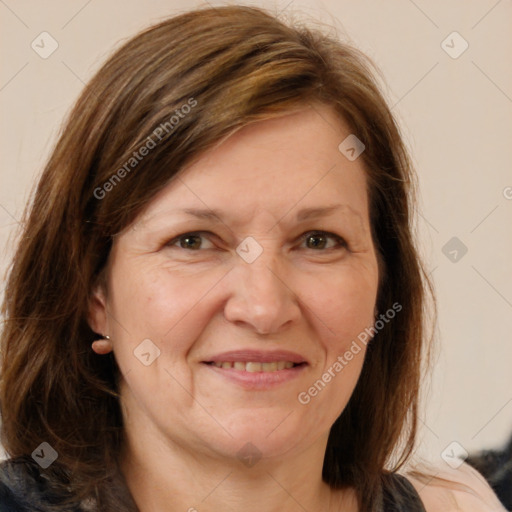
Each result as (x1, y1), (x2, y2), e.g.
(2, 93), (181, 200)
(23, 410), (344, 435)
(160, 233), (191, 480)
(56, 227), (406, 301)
(208, 361), (302, 372)
(203, 361), (308, 390)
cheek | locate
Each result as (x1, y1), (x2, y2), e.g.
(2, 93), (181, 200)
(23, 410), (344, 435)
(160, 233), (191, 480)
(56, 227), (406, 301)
(107, 258), (225, 354)
(298, 260), (378, 348)
(299, 268), (376, 419)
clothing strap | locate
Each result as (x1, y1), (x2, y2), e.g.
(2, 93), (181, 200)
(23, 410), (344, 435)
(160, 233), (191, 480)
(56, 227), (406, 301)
(382, 473), (427, 512)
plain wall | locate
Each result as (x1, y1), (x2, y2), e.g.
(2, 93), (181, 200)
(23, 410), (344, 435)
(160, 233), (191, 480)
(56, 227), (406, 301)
(1, 0), (511, 466)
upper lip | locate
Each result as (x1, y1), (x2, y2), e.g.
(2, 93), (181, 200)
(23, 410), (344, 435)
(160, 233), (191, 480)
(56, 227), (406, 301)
(204, 349), (308, 364)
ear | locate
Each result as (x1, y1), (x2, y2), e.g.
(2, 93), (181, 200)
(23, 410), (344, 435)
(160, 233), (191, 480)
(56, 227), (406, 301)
(88, 281), (109, 336)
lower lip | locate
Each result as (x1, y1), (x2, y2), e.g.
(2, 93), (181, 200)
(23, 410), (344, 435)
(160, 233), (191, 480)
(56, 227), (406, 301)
(202, 363), (307, 390)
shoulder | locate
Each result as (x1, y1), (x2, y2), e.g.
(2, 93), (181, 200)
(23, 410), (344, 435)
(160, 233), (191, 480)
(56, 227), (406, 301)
(0, 457), (97, 512)
(0, 456), (77, 512)
(0, 480), (24, 512)
(466, 440), (512, 508)
(0, 458), (34, 511)
(405, 461), (507, 511)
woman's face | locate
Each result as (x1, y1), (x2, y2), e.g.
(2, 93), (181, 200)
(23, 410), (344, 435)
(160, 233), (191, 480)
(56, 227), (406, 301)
(90, 103), (380, 462)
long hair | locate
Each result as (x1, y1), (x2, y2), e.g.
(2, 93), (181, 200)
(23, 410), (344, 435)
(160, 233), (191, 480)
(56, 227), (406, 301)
(0, 5), (435, 511)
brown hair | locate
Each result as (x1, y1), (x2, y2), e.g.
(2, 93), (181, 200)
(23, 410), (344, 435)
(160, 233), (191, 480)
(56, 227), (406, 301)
(0, 5), (435, 511)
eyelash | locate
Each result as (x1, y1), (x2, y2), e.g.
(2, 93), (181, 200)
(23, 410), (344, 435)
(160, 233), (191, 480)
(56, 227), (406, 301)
(165, 231), (348, 252)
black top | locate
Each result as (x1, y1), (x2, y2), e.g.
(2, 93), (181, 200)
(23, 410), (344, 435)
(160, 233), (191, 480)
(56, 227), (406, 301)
(382, 472), (426, 511)
(0, 457), (426, 511)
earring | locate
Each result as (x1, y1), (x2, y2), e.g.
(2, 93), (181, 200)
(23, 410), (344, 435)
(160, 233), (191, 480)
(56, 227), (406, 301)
(92, 334), (113, 355)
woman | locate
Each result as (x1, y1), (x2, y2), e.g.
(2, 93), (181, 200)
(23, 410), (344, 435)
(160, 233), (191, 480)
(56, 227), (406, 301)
(0, 5), (506, 511)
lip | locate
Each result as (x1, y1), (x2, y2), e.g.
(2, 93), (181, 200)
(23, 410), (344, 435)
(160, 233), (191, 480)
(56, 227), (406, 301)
(201, 349), (309, 390)
(203, 361), (307, 390)
(203, 349), (308, 364)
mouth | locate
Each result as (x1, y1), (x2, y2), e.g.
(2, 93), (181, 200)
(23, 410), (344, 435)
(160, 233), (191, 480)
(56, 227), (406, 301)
(201, 350), (309, 389)
(204, 361), (307, 372)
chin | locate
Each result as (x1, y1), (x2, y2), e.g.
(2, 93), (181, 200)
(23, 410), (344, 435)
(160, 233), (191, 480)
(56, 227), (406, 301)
(209, 418), (308, 462)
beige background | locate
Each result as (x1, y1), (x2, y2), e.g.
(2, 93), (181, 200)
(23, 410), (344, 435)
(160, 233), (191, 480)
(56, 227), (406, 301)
(1, 0), (511, 466)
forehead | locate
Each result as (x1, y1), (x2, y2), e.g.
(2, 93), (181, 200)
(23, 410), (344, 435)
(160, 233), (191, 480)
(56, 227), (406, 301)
(137, 104), (370, 228)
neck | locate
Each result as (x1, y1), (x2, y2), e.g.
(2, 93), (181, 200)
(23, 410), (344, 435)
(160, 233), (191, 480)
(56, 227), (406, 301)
(118, 420), (357, 512)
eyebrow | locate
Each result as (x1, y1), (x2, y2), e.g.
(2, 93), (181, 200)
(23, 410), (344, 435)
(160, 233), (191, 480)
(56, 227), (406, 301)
(180, 204), (362, 223)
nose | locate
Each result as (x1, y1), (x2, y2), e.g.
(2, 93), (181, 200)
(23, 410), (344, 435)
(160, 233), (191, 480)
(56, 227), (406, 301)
(223, 251), (302, 335)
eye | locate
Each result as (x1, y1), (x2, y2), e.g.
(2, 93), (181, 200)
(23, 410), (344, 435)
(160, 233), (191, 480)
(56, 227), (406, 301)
(166, 232), (215, 251)
(165, 230), (347, 252)
(298, 231), (347, 251)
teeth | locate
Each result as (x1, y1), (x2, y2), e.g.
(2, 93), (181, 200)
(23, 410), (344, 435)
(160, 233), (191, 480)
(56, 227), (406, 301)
(262, 362), (277, 372)
(211, 361), (298, 372)
(246, 362), (261, 372)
